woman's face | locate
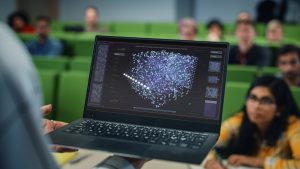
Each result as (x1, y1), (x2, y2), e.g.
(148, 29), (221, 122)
(246, 86), (278, 127)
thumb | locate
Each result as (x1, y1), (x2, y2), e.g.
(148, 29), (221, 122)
(41, 104), (52, 116)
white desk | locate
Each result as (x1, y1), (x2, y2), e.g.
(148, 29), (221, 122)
(61, 148), (191, 169)
(61, 148), (261, 169)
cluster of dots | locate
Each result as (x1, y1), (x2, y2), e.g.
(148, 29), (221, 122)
(124, 50), (198, 108)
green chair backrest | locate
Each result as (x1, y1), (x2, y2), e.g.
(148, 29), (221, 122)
(291, 87), (300, 110)
(69, 58), (91, 71)
(112, 22), (148, 34)
(222, 82), (250, 121)
(71, 39), (94, 56)
(149, 23), (177, 34)
(227, 65), (257, 83)
(56, 71), (89, 122)
(38, 70), (58, 119)
(284, 25), (300, 40)
(32, 57), (69, 71)
(260, 67), (280, 76)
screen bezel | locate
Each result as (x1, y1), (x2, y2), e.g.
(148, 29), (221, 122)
(83, 35), (229, 133)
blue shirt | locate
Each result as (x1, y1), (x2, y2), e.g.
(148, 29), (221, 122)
(27, 37), (63, 56)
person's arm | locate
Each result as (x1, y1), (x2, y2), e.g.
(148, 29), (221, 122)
(264, 120), (300, 169)
(204, 113), (242, 169)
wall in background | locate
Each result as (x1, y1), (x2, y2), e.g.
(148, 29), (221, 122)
(1, 0), (298, 23)
(59, 0), (176, 22)
(0, 0), (16, 22)
(194, 0), (260, 23)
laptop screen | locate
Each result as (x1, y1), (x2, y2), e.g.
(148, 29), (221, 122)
(86, 36), (228, 125)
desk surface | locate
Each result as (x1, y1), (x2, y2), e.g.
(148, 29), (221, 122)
(60, 148), (261, 169)
(61, 148), (191, 169)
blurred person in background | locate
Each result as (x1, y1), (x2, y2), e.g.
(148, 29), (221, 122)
(26, 16), (63, 57)
(236, 11), (253, 22)
(277, 45), (300, 87)
(85, 6), (106, 32)
(178, 18), (198, 41)
(206, 19), (224, 41)
(204, 75), (300, 169)
(7, 10), (35, 34)
(229, 20), (271, 67)
(266, 19), (284, 44)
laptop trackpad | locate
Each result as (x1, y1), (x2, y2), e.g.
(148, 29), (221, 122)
(86, 138), (149, 156)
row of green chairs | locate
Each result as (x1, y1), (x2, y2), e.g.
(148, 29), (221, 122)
(20, 32), (300, 57)
(33, 57), (92, 71)
(50, 21), (300, 40)
(37, 70), (300, 122)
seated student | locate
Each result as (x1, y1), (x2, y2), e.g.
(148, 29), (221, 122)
(26, 16), (63, 56)
(206, 19), (224, 42)
(178, 18), (198, 41)
(266, 19), (284, 44)
(277, 45), (300, 87)
(204, 75), (300, 169)
(0, 22), (147, 169)
(236, 11), (253, 22)
(84, 6), (106, 32)
(229, 19), (271, 67)
(7, 10), (35, 34)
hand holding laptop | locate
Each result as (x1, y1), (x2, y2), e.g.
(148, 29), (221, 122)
(42, 104), (150, 167)
(42, 104), (67, 134)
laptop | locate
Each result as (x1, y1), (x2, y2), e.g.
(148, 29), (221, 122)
(49, 36), (229, 164)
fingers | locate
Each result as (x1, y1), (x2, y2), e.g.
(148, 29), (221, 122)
(228, 155), (245, 166)
(43, 119), (68, 134)
(54, 121), (68, 129)
(41, 104), (52, 116)
(43, 119), (55, 134)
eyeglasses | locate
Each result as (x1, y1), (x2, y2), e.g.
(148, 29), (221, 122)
(247, 94), (275, 106)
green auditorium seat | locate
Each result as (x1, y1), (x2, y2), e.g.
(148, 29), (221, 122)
(38, 70), (58, 119)
(291, 87), (300, 110)
(32, 57), (69, 71)
(112, 22), (148, 34)
(69, 58), (91, 71)
(56, 71), (89, 122)
(18, 33), (35, 43)
(227, 65), (257, 83)
(72, 39), (94, 56)
(222, 82), (250, 121)
(284, 25), (300, 40)
(261, 67), (280, 76)
(149, 23), (177, 34)
(255, 23), (266, 37)
(197, 24), (207, 37)
(224, 23), (235, 36)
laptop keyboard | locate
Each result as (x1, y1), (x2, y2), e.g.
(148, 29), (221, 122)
(63, 120), (209, 149)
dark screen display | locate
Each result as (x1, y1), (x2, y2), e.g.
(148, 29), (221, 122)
(87, 39), (227, 123)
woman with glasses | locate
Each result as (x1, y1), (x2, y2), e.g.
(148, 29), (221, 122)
(205, 75), (300, 169)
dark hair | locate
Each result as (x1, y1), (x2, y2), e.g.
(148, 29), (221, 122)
(218, 75), (299, 157)
(277, 44), (300, 60)
(36, 15), (51, 25)
(7, 10), (30, 28)
(207, 19), (224, 31)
